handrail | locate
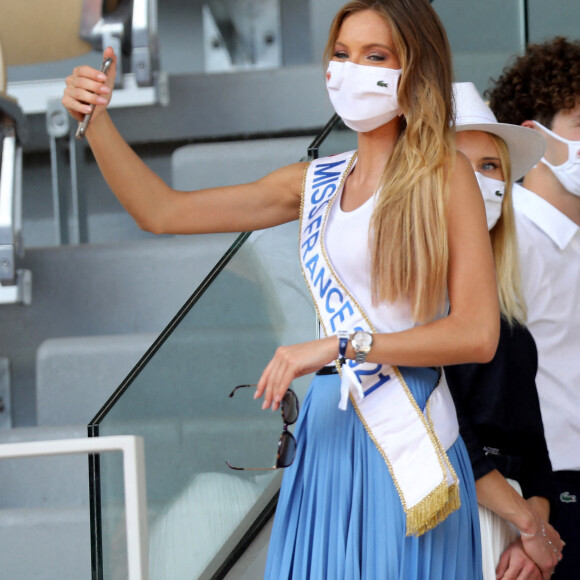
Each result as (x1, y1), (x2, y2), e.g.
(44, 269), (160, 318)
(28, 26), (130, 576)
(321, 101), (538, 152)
(131, 0), (159, 86)
(0, 122), (19, 285)
(0, 72), (30, 303)
(0, 435), (149, 580)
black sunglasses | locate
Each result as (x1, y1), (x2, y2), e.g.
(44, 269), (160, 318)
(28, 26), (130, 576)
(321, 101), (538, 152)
(226, 384), (299, 471)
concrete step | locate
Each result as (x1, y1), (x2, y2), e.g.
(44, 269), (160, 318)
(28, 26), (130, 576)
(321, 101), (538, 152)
(36, 333), (157, 427)
(35, 326), (281, 429)
(0, 427), (91, 578)
(0, 424), (88, 509)
(1, 232), (239, 427)
(0, 506), (91, 579)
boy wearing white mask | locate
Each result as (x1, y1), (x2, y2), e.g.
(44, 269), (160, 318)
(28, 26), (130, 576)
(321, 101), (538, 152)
(488, 37), (580, 580)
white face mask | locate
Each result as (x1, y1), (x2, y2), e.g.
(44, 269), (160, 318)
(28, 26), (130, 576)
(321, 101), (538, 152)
(475, 173), (504, 230)
(326, 60), (403, 133)
(534, 121), (580, 196)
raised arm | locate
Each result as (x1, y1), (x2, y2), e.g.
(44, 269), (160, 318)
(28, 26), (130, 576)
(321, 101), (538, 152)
(62, 48), (305, 235)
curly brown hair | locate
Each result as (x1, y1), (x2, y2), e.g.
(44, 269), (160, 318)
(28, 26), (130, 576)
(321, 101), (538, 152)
(485, 37), (580, 129)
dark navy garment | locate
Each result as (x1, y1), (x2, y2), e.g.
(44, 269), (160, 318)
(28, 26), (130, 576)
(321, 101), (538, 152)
(445, 317), (555, 505)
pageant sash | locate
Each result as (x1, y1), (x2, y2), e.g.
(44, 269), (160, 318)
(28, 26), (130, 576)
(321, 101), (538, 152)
(299, 151), (460, 536)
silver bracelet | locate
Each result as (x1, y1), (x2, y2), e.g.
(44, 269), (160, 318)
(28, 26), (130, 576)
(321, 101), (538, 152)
(519, 522), (558, 554)
(542, 522), (558, 554)
(518, 520), (544, 538)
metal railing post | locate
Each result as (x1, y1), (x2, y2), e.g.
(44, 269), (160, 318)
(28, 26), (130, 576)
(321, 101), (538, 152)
(46, 99), (88, 245)
(0, 435), (149, 580)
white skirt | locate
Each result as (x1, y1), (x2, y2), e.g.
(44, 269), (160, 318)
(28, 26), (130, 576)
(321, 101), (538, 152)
(478, 478), (522, 580)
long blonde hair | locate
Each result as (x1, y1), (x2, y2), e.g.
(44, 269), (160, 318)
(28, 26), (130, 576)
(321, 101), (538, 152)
(324, 0), (455, 322)
(487, 134), (527, 325)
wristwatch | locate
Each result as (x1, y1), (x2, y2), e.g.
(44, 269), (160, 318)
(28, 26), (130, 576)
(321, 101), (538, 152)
(351, 331), (373, 364)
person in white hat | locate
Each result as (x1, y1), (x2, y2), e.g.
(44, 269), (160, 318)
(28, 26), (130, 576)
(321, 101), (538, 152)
(487, 38), (580, 580)
(445, 82), (564, 580)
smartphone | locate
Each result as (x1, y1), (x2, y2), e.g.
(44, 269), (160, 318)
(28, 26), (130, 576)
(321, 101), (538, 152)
(75, 57), (113, 140)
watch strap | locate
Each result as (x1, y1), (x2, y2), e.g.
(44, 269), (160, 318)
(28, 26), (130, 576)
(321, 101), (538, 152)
(337, 330), (349, 365)
(355, 350), (367, 364)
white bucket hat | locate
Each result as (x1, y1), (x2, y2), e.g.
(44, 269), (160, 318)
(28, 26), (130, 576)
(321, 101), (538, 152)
(453, 82), (546, 182)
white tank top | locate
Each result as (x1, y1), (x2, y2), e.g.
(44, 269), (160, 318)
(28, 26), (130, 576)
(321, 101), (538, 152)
(324, 178), (417, 334)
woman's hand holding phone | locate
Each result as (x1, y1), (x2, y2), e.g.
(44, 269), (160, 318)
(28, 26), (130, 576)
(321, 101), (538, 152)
(62, 47), (116, 138)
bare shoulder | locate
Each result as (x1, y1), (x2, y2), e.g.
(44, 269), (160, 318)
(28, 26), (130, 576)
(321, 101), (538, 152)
(256, 160), (310, 193)
(448, 150), (480, 203)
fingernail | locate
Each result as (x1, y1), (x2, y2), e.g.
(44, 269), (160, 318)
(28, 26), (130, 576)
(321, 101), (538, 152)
(97, 73), (107, 81)
(100, 86), (110, 94)
(96, 97), (108, 105)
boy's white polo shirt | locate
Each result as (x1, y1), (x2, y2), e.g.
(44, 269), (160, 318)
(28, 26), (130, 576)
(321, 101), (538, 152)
(513, 183), (580, 472)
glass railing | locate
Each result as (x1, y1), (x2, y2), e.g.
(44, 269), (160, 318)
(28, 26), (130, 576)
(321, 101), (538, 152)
(88, 220), (318, 579)
(86, 114), (359, 579)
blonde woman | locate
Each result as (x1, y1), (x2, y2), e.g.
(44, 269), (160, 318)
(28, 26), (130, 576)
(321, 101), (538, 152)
(446, 82), (564, 580)
(63, 1), (500, 577)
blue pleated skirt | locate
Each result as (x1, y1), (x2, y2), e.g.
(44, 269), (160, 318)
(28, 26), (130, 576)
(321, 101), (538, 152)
(264, 367), (482, 580)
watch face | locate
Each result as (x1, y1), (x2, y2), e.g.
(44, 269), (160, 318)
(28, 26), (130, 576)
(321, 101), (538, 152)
(353, 331), (372, 349)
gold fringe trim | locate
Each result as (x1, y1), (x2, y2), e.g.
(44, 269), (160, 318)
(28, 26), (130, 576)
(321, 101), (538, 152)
(405, 481), (461, 537)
